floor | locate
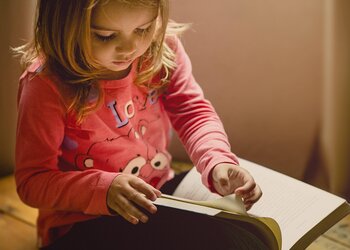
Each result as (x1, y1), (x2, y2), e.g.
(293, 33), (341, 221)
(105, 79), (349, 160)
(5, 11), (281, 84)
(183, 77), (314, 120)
(1, 167), (349, 250)
(0, 175), (38, 250)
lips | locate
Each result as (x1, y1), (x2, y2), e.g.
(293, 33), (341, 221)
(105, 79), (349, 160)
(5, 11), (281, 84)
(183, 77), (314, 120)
(113, 59), (133, 65)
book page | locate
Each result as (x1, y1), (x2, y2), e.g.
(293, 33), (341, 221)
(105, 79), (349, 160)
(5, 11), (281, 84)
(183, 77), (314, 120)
(161, 193), (247, 215)
(238, 158), (348, 250)
(171, 158), (348, 249)
(154, 196), (222, 216)
(172, 168), (222, 201)
(172, 169), (247, 214)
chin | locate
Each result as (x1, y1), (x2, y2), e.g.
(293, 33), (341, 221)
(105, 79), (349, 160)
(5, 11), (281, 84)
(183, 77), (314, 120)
(110, 61), (133, 72)
(107, 65), (128, 72)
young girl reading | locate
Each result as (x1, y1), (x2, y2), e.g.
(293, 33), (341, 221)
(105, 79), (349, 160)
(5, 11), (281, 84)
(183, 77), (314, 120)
(15, 0), (263, 249)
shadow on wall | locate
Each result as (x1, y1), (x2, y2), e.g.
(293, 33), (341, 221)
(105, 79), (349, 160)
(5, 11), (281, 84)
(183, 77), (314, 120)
(0, 0), (35, 176)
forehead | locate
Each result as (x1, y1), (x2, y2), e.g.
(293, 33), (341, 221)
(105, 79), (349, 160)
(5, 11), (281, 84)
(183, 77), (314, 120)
(91, 1), (158, 30)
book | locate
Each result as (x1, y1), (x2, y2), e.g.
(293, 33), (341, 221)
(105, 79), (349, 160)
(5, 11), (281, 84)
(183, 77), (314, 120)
(154, 158), (350, 250)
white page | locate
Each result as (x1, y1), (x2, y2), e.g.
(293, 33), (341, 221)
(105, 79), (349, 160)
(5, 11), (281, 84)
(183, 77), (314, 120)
(172, 158), (346, 250)
(173, 168), (222, 201)
(238, 158), (346, 250)
(172, 168), (247, 214)
(153, 196), (221, 216)
(161, 193), (247, 215)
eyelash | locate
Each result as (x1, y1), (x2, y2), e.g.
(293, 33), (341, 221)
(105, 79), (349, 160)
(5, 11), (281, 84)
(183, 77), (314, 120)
(94, 33), (116, 42)
(135, 25), (153, 36)
(93, 25), (153, 42)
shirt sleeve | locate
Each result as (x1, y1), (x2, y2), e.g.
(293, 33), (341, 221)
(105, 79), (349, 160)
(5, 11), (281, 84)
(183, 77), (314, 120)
(162, 38), (239, 190)
(15, 71), (118, 215)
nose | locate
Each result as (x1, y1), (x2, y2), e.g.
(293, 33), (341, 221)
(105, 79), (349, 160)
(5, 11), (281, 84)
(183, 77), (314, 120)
(115, 37), (137, 58)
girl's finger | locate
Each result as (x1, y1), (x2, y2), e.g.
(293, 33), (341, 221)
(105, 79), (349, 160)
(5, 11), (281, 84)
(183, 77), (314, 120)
(109, 200), (139, 224)
(245, 202), (253, 211)
(214, 166), (232, 184)
(128, 190), (158, 214)
(124, 184), (158, 214)
(118, 194), (150, 223)
(242, 190), (254, 200)
(245, 188), (263, 204)
(214, 169), (236, 195)
(131, 179), (161, 201)
(234, 178), (256, 195)
(214, 182), (229, 196)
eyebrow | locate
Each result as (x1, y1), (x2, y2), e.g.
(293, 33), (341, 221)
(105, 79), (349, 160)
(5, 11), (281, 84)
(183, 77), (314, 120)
(91, 15), (158, 31)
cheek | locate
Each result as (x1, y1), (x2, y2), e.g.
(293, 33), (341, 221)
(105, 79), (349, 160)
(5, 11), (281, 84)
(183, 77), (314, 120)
(137, 36), (154, 55)
(91, 43), (113, 62)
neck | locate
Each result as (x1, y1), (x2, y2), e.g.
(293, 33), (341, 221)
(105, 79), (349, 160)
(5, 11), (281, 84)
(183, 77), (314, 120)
(102, 65), (132, 80)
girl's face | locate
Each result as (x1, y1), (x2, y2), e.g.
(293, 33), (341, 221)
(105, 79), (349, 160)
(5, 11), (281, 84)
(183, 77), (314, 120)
(90, 1), (158, 77)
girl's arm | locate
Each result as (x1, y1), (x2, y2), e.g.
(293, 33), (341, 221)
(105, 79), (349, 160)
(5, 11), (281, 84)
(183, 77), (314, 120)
(163, 39), (262, 208)
(16, 71), (161, 221)
(15, 72), (117, 215)
(163, 38), (239, 191)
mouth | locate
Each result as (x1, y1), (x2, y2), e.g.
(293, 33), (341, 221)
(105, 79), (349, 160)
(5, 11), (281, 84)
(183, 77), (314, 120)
(112, 59), (133, 66)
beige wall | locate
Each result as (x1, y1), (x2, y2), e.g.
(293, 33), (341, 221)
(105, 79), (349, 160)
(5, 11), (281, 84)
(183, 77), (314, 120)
(169, 0), (350, 199)
(0, 0), (349, 199)
(321, 0), (350, 198)
(169, 0), (323, 180)
(0, 0), (35, 175)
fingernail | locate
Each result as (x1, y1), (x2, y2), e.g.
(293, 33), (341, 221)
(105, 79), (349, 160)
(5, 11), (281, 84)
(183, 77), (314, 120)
(150, 205), (157, 214)
(141, 216), (148, 223)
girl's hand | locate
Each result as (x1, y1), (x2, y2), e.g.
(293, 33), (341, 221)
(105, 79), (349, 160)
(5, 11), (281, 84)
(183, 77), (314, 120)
(107, 174), (161, 224)
(211, 163), (262, 210)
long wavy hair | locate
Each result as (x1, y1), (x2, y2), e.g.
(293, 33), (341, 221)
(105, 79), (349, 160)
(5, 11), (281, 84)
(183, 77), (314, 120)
(14, 0), (189, 123)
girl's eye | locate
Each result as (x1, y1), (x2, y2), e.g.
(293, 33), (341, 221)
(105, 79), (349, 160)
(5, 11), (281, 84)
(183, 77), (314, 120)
(93, 33), (116, 42)
(135, 26), (152, 36)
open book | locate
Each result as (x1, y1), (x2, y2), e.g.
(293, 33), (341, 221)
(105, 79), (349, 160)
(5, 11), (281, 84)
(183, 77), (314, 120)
(154, 158), (350, 250)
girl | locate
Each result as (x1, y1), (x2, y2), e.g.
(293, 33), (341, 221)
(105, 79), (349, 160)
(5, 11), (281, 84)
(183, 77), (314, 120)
(15, 0), (263, 249)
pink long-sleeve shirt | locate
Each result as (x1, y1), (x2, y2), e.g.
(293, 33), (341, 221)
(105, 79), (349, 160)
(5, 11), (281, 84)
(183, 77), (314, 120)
(15, 38), (238, 247)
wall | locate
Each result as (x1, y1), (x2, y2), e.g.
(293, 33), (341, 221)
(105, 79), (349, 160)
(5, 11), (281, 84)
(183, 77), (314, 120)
(169, 0), (323, 181)
(1, 0), (349, 199)
(169, 0), (350, 199)
(321, 0), (350, 198)
(0, 0), (35, 176)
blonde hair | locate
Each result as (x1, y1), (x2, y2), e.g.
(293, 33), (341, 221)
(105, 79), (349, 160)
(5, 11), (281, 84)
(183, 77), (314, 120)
(14, 0), (189, 123)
